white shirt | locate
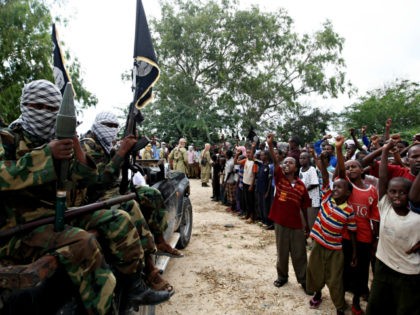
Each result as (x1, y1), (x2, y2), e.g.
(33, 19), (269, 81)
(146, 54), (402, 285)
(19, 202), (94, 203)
(224, 157), (235, 182)
(376, 196), (420, 275)
(242, 159), (255, 185)
(132, 172), (148, 187)
(299, 166), (320, 207)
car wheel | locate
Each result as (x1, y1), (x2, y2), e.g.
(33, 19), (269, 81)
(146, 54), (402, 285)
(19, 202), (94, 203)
(176, 196), (192, 249)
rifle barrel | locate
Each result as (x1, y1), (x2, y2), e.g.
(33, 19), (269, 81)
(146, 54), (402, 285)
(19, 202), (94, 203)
(0, 193), (137, 239)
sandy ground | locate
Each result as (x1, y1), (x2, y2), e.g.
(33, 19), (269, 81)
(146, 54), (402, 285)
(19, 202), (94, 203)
(156, 179), (365, 315)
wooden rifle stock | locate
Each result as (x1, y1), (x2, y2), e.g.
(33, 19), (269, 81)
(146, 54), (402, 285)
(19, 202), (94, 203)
(0, 193), (136, 239)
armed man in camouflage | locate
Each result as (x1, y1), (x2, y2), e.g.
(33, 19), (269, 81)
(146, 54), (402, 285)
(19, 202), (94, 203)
(168, 138), (188, 173)
(81, 112), (183, 293)
(0, 80), (170, 315)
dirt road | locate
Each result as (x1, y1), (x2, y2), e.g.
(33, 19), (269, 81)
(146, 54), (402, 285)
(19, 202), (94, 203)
(157, 179), (362, 315)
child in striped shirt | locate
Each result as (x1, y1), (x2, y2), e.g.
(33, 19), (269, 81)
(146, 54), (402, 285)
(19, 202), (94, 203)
(306, 136), (357, 315)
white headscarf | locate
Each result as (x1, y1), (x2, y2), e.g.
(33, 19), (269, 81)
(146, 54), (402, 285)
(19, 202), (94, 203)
(10, 80), (62, 141)
(91, 112), (119, 154)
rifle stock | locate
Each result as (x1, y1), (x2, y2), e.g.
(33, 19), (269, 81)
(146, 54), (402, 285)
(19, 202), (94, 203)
(0, 193), (136, 239)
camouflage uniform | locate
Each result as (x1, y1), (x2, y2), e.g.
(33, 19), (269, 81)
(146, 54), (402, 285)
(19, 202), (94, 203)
(134, 185), (169, 239)
(0, 126), (117, 315)
(81, 132), (161, 253)
(168, 146), (188, 173)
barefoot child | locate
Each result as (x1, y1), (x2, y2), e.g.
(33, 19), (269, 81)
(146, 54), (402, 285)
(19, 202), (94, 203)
(306, 136), (357, 315)
(366, 141), (420, 315)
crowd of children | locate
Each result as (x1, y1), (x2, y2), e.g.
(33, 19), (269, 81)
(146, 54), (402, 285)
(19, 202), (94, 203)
(206, 122), (420, 315)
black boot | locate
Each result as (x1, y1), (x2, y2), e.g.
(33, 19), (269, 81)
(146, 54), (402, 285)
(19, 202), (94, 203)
(121, 272), (173, 308)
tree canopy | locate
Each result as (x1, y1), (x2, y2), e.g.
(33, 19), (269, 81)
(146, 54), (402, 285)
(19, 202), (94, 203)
(139, 0), (349, 144)
(0, 0), (97, 124)
(341, 79), (420, 139)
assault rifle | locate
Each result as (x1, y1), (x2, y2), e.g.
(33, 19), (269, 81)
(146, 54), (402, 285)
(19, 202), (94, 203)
(119, 103), (149, 194)
(0, 193), (137, 239)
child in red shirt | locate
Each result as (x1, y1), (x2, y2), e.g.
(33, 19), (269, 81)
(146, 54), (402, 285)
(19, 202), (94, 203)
(338, 142), (380, 315)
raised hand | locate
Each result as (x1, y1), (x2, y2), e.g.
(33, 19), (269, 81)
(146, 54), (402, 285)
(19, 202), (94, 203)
(266, 133), (275, 147)
(335, 135), (345, 149)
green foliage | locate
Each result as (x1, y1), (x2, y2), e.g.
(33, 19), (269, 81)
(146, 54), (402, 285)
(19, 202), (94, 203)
(341, 79), (420, 140)
(139, 0), (349, 143)
(276, 105), (333, 145)
(0, 0), (96, 124)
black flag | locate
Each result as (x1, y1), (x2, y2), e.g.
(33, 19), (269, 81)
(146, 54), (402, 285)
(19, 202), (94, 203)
(52, 24), (74, 96)
(132, 0), (160, 110)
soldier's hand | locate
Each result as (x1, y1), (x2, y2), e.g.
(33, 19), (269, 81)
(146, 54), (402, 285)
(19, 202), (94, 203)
(72, 136), (88, 165)
(117, 135), (137, 157)
(49, 139), (74, 160)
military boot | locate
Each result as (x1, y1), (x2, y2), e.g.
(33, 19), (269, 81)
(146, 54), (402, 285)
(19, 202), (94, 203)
(125, 272), (173, 307)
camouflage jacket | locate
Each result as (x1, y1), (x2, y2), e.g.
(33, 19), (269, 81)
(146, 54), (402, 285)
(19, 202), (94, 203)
(80, 131), (124, 202)
(0, 126), (97, 231)
(168, 147), (188, 173)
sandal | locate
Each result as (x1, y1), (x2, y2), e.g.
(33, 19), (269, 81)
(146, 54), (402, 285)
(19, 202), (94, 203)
(146, 269), (174, 293)
(156, 243), (184, 258)
(309, 296), (322, 309)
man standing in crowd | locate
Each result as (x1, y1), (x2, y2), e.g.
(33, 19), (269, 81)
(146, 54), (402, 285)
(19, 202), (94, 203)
(200, 143), (212, 187)
(234, 143), (258, 223)
(168, 138), (188, 173)
(187, 145), (196, 178)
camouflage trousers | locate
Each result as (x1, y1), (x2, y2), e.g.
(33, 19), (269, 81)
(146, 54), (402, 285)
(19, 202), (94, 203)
(0, 224), (115, 315)
(99, 186), (169, 255)
(120, 199), (156, 254)
(71, 209), (142, 274)
(134, 186), (169, 238)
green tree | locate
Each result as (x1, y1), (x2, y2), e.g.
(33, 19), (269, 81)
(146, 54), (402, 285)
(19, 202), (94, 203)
(140, 0), (350, 143)
(277, 105), (333, 145)
(0, 0), (97, 124)
(341, 79), (420, 139)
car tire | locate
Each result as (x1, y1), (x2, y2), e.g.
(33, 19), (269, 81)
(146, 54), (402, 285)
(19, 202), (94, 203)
(176, 196), (193, 249)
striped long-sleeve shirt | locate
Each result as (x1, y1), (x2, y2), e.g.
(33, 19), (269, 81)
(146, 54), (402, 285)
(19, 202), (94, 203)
(310, 185), (356, 250)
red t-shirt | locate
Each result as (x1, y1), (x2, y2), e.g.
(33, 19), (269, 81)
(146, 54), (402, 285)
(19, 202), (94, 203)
(268, 165), (311, 229)
(342, 183), (380, 243)
(369, 162), (415, 182)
